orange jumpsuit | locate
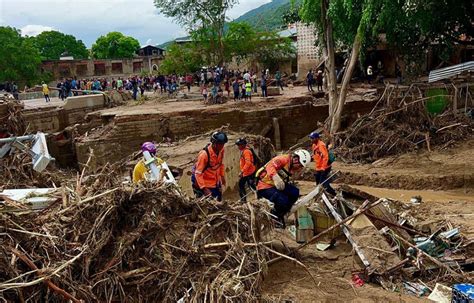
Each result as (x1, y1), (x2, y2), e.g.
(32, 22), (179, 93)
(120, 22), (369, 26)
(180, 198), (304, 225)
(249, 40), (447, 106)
(312, 140), (329, 171)
(194, 145), (225, 189)
(256, 154), (291, 191)
(240, 148), (256, 177)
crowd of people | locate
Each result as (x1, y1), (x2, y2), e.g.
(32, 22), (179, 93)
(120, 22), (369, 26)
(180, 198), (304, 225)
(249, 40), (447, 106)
(198, 67), (287, 104)
(133, 130), (336, 228)
(45, 66), (288, 104)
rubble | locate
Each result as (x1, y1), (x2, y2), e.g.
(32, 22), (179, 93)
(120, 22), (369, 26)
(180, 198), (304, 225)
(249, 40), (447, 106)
(0, 161), (273, 302)
(334, 94), (474, 163)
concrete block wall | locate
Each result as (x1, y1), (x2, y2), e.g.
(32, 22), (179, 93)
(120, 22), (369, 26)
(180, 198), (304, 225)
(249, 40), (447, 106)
(296, 22), (322, 79)
(75, 100), (376, 167)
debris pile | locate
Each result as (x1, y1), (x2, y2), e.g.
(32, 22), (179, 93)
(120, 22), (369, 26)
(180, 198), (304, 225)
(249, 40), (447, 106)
(334, 99), (473, 163)
(0, 163), (272, 302)
(301, 186), (474, 296)
(0, 149), (69, 190)
(0, 100), (26, 135)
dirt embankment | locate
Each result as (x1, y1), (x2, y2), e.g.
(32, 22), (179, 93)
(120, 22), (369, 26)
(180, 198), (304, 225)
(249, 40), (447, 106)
(333, 138), (474, 191)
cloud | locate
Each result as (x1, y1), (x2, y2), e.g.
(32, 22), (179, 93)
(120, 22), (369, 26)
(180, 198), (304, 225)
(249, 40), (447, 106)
(1, 0), (271, 46)
(20, 24), (55, 37)
(145, 38), (153, 45)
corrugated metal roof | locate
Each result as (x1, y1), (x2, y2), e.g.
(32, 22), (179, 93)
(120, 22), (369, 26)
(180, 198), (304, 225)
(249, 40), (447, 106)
(428, 61), (474, 83)
(278, 27), (297, 38)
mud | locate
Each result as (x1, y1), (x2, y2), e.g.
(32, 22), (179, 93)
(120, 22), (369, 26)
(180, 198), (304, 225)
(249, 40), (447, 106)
(334, 138), (474, 190)
(262, 180), (474, 302)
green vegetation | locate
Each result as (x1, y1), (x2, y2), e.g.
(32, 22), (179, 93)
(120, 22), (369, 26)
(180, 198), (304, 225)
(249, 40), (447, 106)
(154, 0), (239, 65)
(159, 22), (294, 74)
(159, 43), (203, 75)
(234, 0), (301, 31)
(91, 32), (140, 59)
(299, 0), (472, 134)
(31, 31), (89, 60)
(0, 26), (43, 86)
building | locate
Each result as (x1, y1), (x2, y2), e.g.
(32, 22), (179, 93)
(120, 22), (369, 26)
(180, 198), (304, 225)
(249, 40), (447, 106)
(296, 22), (321, 78)
(136, 45), (166, 57)
(42, 50), (164, 81)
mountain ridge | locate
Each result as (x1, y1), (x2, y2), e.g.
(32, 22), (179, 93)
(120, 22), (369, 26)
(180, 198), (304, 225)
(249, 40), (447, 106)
(157, 0), (296, 49)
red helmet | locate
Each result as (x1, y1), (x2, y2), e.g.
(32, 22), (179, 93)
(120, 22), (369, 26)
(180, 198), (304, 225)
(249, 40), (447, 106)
(141, 142), (156, 155)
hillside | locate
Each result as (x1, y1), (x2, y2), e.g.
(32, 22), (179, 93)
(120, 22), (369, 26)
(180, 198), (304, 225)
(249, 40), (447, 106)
(234, 0), (300, 31)
(157, 0), (298, 49)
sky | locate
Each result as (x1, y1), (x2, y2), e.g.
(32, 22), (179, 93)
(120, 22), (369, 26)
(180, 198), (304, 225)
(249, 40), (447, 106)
(0, 0), (270, 47)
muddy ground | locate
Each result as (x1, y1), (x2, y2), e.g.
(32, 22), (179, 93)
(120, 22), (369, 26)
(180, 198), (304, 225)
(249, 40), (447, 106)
(335, 138), (474, 191)
(259, 137), (474, 302)
(6, 83), (473, 302)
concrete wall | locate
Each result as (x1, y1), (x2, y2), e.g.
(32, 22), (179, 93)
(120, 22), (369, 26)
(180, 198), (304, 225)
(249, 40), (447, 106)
(42, 56), (163, 82)
(21, 94), (106, 133)
(19, 91), (59, 100)
(296, 22), (322, 79)
(75, 99), (376, 167)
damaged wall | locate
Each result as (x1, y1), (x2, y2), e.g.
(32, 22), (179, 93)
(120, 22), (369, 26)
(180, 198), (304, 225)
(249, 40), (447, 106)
(75, 100), (376, 167)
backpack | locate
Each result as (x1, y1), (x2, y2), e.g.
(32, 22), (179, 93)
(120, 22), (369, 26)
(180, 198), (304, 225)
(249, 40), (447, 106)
(249, 147), (262, 169)
(328, 149), (336, 164)
(191, 144), (212, 188)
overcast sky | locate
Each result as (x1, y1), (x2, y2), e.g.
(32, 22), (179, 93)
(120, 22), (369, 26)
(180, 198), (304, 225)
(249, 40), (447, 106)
(0, 0), (270, 47)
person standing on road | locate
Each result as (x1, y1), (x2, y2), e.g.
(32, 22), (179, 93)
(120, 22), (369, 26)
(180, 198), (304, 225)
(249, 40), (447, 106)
(192, 131), (228, 201)
(232, 78), (240, 101)
(131, 77), (138, 100)
(306, 69), (314, 92)
(275, 70), (284, 91)
(235, 138), (256, 202)
(316, 70), (323, 92)
(186, 74), (193, 92)
(42, 82), (50, 102)
(366, 65), (373, 84)
(245, 80), (252, 101)
(261, 73), (268, 98)
(309, 132), (336, 196)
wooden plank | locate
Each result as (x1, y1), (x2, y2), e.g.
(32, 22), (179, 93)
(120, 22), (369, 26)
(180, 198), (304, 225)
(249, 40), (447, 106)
(321, 194), (371, 267)
(340, 185), (412, 241)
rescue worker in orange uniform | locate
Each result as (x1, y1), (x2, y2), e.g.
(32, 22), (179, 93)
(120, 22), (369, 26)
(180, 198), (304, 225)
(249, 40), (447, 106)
(309, 131), (336, 196)
(235, 138), (256, 202)
(192, 131), (228, 201)
(256, 149), (311, 226)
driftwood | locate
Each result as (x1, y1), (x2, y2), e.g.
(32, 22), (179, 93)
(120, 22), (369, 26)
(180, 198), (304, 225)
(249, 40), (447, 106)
(334, 93), (473, 163)
(0, 157), (273, 302)
(268, 199), (386, 265)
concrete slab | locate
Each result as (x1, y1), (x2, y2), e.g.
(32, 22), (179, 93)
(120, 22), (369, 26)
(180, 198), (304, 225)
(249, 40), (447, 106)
(63, 94), (105, 110)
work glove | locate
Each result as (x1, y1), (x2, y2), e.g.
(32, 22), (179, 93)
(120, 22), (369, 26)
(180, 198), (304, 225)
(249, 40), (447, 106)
(272, 174), (285, 191)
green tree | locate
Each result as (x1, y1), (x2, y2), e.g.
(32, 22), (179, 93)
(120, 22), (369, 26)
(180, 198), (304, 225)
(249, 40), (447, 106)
(154, 0), (239, 65)
(0, 26), (42, 85)
(32, 30), (89, 60)
(160, 23), (295, 74)
(159, 43), (204, 74)
(300, 0), (398, 133)
(91, 32), (140, 59)
(376, 0), (473, 75)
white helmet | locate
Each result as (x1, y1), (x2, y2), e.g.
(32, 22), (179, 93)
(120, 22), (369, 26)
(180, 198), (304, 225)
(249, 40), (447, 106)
(293, 149), (311, 167)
